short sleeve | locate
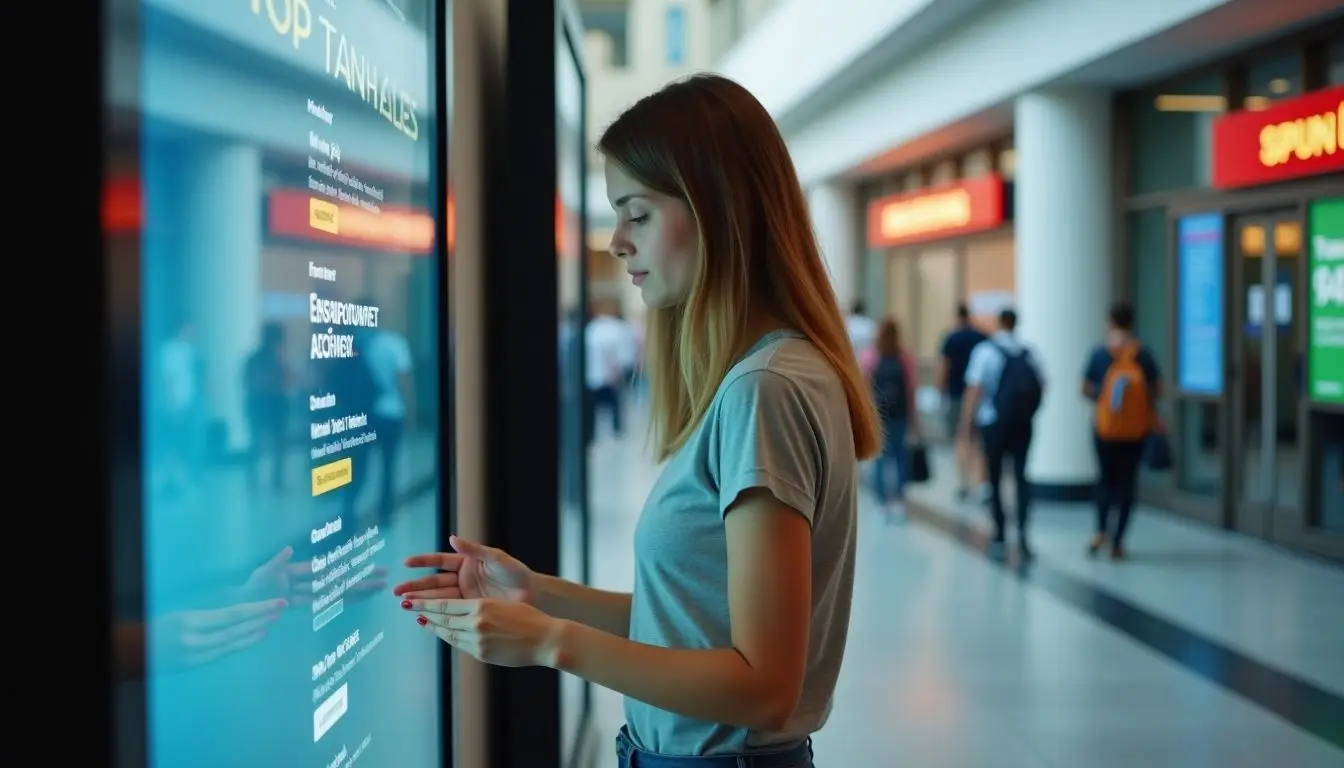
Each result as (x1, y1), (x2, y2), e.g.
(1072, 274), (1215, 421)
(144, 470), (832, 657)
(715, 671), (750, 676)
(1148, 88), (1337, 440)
(714, 370), (821, 525)
(1082, 347), (1108, 387)
(964, 342), (990, 387)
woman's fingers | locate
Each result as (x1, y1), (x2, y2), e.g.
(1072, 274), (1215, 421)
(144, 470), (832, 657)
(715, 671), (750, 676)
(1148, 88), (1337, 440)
(403, 552), (465, 570)
(398, 587), (463, 600)
(391, 572), (459, 596)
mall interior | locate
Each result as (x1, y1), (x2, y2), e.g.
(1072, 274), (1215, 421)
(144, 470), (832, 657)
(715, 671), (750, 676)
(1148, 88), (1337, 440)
(26, 0), (1343, 766)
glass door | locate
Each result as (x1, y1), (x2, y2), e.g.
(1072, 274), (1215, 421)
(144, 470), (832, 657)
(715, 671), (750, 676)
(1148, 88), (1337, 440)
(1229, 212), (1304, 539)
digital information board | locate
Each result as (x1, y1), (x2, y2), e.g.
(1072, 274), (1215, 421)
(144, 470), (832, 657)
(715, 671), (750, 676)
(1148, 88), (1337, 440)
(111, 1), (446, 766)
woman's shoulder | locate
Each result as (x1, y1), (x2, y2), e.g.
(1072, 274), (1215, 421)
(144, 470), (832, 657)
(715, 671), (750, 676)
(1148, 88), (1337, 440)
(717, 336), (841, 410)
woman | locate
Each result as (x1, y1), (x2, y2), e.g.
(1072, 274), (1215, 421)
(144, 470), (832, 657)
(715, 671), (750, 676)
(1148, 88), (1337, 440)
(393, 74), (880, 767)
(870, 318), (921, 518)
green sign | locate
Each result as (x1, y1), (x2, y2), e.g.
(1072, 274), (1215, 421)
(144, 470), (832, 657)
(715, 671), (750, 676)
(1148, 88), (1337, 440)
(1309, 197), (1344, 404)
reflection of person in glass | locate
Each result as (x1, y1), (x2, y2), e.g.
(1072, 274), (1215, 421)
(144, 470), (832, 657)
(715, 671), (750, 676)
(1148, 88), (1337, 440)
(355, 296), (415, 520)
(155, 317), (206, 497)
(243, 322), (292, 494)
(395, 75), (877, 767)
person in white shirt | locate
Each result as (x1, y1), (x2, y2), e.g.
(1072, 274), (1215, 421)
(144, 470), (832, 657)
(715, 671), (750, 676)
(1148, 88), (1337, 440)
(959, 309), (1046, 559)
(845, 301), (877, 363)
(585, 305), (636, 442)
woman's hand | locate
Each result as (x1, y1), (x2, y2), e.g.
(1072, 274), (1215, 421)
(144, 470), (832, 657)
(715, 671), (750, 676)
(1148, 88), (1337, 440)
(392, 535), (535, 604)
(402, 597), (564, 668)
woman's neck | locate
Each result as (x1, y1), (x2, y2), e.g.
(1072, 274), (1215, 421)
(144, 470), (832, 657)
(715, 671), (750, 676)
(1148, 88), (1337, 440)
(743, 311), (789, 341)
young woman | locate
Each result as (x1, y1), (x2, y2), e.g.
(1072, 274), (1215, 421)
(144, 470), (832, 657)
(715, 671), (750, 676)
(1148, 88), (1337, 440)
(393, 74), (880, 767)
(870, 318), (921, 518)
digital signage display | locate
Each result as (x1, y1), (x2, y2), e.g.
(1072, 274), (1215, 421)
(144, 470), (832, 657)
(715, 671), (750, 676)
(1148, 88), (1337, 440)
(1177, 213), (1225, 396)
(106, 1), (447, 765)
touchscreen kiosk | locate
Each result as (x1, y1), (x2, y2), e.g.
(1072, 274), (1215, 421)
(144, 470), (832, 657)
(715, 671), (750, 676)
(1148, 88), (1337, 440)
(107, 1), (447, 765)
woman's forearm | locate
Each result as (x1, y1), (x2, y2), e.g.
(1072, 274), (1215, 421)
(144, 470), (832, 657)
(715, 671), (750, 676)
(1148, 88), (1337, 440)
(546, 619), (792, 732)
(532, 574), (632, 637)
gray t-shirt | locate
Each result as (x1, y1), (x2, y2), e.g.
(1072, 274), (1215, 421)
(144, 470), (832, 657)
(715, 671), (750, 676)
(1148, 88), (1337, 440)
(624, 330), (858, 755)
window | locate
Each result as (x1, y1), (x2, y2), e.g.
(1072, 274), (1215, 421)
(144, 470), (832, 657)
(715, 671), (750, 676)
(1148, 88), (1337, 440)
(1329, 37), (1344, 85)
(581, 2), (630, 68)
(1128, 71), (1223, 195)
(665, 4), (686, 67)
(1244, 49), (1301, 110)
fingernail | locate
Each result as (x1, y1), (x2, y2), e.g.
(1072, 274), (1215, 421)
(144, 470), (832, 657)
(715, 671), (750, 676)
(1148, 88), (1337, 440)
(401, 599), (412, 610)
(416, 615), (428, 626)
(274, 600), (288, 609)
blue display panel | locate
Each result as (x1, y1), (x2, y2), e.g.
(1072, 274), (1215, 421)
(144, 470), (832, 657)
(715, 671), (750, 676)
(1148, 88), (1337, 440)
(108, 1), (446, 765)
(1178, 212), (1225, 396)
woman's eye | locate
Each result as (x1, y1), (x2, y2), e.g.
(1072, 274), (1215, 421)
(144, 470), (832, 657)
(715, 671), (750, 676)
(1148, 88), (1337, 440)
(629, 214), (649, 225)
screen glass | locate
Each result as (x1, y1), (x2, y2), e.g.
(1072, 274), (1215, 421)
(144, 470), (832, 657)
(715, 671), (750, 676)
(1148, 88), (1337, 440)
(555, 23), (589, 763)
(106, 1), (446, 765)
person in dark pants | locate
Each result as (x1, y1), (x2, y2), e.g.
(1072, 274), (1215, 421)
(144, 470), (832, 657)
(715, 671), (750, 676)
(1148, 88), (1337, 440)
(960, 309), (1046, 560)
(870, 317), (921, 520)
(1081, 302), (1163, 560)
(937, 303), (988, 500)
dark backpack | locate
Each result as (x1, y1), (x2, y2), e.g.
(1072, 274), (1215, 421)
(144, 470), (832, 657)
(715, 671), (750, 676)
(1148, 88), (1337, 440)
(992, 343), (1042, 427)
(871, 354), (910, 421)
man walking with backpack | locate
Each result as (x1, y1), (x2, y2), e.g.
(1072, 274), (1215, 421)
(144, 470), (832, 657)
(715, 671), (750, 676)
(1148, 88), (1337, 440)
(959, 309), (1046, 559)
(1081, 302), (1163, 560)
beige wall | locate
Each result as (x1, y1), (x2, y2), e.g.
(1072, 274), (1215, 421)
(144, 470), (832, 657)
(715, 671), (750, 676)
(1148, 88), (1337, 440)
(583, 0), (715, 318)
(708, 0), (781, 62)
(583, 0), (715, 146)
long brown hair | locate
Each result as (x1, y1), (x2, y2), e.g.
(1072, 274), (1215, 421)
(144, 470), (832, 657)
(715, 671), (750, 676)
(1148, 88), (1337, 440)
(597, 74), (881, 461)
(876, 318), (902, 358)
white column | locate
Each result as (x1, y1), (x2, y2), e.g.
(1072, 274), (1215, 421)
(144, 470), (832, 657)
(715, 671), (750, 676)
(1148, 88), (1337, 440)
(182, 142), (264, 452)
(1014, 89), (1113, 493)
(808, 182), (859, 311)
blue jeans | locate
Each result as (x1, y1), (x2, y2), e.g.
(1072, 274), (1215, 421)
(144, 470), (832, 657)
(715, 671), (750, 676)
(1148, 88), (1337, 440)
(616, 727), (814, 768)
(873, 418), (909, 504)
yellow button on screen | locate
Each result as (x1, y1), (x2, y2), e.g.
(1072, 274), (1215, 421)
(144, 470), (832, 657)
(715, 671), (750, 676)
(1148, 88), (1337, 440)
(312, 457), (353, 497)
(309, 197), (340, 234)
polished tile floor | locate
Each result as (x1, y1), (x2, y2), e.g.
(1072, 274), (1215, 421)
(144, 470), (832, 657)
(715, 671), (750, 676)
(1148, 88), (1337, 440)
(583, 415), (1344, 768)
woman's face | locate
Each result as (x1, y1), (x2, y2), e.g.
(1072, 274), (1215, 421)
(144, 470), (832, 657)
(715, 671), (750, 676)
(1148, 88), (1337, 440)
(605, 161), (698, 309)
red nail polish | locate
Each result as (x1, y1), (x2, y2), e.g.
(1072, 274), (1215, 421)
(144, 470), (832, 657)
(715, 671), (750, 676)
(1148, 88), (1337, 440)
(401, 599), (412, 610)
(416, 615), (428, 626)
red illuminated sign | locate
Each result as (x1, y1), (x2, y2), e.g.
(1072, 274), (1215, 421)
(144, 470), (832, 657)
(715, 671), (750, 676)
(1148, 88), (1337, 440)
(268, 188), (436, 254)
(103, 177), (142, 234)
(1212, 86), (1344, 190)
(866, 175), (1006, 248)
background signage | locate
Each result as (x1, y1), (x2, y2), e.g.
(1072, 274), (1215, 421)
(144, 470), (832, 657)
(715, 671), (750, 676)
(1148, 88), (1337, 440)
(1308, 197), (1344, 404)
(1211, 86), (1344, 190)
(269, 188), (436, 254)
(866, 174), (1006, 248)
(1178, 212), (1225, 395)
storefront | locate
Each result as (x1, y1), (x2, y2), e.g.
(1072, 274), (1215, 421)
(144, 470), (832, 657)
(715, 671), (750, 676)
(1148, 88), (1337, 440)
(863, 172), (1015, 395)
(1121, 24), (1344, 560)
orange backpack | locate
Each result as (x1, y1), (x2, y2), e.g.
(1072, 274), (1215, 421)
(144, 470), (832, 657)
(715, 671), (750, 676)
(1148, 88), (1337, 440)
(1095, 344), (1152, 441)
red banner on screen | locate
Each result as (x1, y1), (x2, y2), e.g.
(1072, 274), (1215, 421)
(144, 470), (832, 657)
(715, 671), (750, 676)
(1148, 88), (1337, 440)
(269, 188), (436, 254)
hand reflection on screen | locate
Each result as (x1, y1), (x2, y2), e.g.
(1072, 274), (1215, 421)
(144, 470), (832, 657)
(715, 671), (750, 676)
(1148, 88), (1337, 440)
(116, 598), (285, 681)
(115, 545), (391, 681)
(239, 545), (390, 606)
(149, 597), (287, 673)
(239, 545), (314, 603)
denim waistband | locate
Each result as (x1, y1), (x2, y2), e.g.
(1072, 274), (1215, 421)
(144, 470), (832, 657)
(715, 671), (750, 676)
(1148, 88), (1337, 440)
(616, 727), (814, 768)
